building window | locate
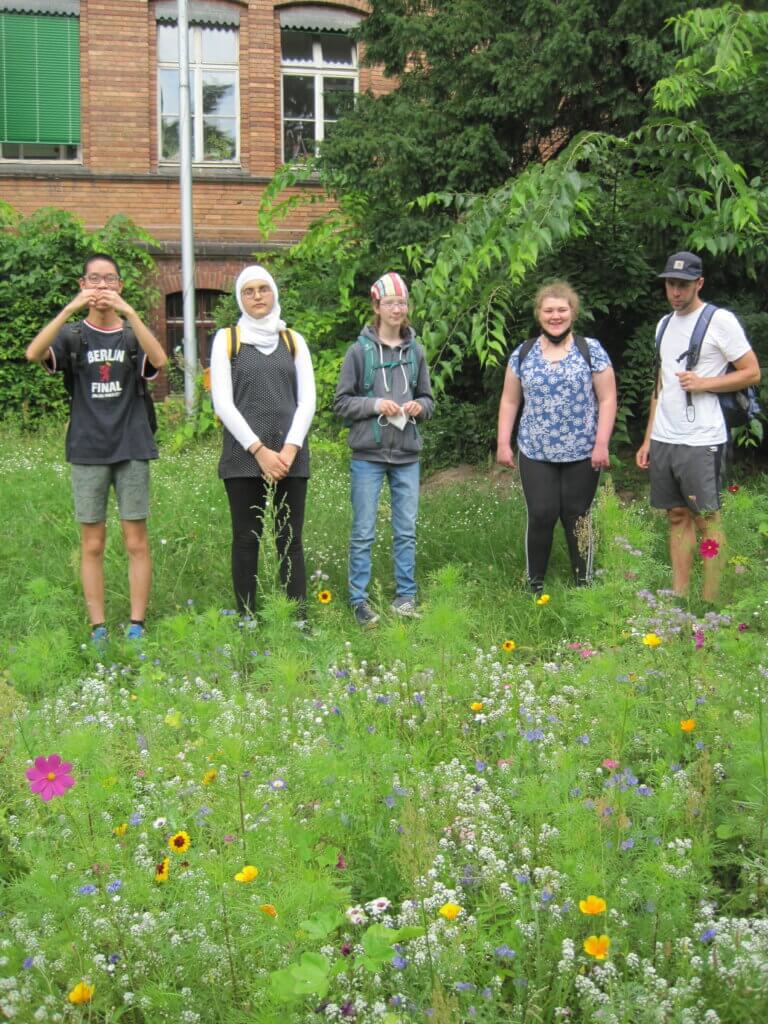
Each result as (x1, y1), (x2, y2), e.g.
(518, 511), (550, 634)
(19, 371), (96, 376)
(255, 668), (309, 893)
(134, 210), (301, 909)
(281, 29), (357, 162)
(0, 11), (81, 161)
(157, 22), (239, 163)
(165, 289), (225, 392)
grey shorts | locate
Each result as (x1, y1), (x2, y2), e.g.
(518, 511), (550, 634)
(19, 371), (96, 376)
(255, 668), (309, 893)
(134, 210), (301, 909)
(71, 461), (150, 523)
(649, 441), (725, 514)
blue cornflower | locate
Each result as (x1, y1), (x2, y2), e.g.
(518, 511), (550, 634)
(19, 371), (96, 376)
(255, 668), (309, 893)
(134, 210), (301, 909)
(700, 928), (717, 943)
(413, 692), (425, 705)
(495, 944), (516, 959)
(106, 880), (122, 894)
(454, 982), (475, 991)
(129, 812), (142, 825)
(392, 955), (408, 969)
(637, 785), (653, 796)
(576, 734), (590, 745)
(79, 884), (97, 895)
(22, 956), (34, 969)
(523, 728), (544, 741)
(384, 795), (396, 808)
(620, 838), (635, 851)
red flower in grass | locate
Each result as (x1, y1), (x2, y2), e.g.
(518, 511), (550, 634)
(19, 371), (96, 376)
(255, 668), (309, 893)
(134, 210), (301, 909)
(728, 485), (740, 493)
(26, 754), (75, 801)
(699, 539), (720, 559)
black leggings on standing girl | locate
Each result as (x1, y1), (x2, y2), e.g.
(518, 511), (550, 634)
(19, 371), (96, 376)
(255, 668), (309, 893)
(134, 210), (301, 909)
(517, 451), (600, 589)
(224, 476), (307, 614)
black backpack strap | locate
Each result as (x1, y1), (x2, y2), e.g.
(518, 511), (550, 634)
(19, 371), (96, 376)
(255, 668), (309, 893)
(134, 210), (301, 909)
(683, 304), (718, 370)
(516, 337), (537, 373)
(573, 335), (593, 371)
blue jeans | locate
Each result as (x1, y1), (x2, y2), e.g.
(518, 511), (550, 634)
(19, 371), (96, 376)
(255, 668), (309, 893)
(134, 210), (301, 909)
(348, 459), (420, 606)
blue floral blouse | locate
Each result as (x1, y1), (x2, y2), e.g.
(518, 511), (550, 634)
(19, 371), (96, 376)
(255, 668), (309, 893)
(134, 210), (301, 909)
(509, 337), (611, 462)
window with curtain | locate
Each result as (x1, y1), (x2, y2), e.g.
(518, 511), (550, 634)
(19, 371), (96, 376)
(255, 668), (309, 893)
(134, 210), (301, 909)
(157, 21), (239, 163)
(280, 7), (360, 163)
(0, 10), (80, 161)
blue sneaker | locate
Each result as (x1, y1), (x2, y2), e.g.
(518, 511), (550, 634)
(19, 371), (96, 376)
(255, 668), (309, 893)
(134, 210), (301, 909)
(90, 625), (109, 646)
(126, 623), (145, 641)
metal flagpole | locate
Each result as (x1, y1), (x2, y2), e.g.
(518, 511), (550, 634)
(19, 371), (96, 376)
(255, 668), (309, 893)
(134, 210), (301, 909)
(178, 0), (197, 415)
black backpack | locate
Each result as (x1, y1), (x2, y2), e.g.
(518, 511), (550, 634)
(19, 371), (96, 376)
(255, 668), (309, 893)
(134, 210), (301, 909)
(654, 304), (761, 429)
(61, 321), (158, 435)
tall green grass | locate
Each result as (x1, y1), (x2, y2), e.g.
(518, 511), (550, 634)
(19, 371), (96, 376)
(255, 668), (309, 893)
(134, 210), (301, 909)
(1, 424), (767, 1023)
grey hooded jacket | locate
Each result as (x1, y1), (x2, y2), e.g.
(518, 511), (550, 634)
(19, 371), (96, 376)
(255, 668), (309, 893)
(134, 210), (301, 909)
(333, 325), (434, 464)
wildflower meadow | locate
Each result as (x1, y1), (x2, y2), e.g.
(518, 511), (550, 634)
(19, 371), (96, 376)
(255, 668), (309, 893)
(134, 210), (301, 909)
(1, 427), (768, 1023)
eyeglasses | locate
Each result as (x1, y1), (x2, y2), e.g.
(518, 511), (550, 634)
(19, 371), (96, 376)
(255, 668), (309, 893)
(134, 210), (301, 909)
(379, 299), (408, 309)
(242, 286), (271, 299)
(85, 273), (120, 286)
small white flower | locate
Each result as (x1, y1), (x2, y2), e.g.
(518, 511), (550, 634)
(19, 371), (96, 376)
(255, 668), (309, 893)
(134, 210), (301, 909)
(152, 817), (167, 829)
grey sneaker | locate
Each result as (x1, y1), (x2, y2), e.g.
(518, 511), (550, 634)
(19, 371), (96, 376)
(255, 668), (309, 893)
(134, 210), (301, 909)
(391, 596), (420, 618)
(353, 601), (380, 628)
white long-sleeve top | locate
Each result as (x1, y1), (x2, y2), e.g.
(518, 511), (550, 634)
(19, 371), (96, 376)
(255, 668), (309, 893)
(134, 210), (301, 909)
(210, 328), (316, 452)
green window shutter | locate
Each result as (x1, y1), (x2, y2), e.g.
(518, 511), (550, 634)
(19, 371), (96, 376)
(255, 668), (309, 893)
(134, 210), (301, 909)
(0, 12), (80, 144)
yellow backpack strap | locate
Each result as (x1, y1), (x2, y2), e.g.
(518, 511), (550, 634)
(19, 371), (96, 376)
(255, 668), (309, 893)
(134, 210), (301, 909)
(280, 328), (299, 358)
(224, 326), (242, 361)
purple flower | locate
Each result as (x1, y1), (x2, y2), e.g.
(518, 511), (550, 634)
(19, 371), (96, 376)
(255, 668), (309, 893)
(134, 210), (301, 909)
(700, 928), (717, 943)
(22, 956), (34, 969)
(637, 785), (653, 797)
(455, 982), (475, 992)
(129, 812), (142, 825)
(495, 944), (516, 959)
(376, 694), (391, 705)
(620, 838), (635, 851)
(576, 734), (590, 745)
(384, 795), (396, 808)
(523, 728), (544, 742)
(78, 884), (97, 895)
(515, 873), (529, 884)
(269, 778), (287, 792)
(413, 692), (425, 705)
(106, 880), (122, 894)
(392, 955), (408, 969)
(540, 888), (553, 903)
(475, 759), (487, 772)
(108, 953), (121, 964)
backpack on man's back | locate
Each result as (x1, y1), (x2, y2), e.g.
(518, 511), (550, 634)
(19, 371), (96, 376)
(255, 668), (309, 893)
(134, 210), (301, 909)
(654, 304), (761, 429)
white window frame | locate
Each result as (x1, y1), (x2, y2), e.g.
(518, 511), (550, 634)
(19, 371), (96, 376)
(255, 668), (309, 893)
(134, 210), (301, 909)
(281, 31), (357, 163)
(157, 22), (240, 165)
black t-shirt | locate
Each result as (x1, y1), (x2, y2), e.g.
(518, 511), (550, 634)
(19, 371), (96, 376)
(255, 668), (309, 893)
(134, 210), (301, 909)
(47, 320), (159, 464)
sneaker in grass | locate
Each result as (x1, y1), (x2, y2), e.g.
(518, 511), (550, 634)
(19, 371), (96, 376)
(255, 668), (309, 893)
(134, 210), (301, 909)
(353, 601), (380, 628)
(390, 596), (420, 618)
(90, 625), (109, 647)
(126, 623), (145, 641)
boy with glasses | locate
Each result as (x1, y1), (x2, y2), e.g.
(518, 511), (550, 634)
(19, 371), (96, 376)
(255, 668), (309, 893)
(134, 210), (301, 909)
(334, 272), (434, 626)
(26, 253), (167, 642)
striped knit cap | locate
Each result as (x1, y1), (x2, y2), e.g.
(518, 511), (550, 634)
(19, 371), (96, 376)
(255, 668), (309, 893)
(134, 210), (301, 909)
(371, 272), (409, 302)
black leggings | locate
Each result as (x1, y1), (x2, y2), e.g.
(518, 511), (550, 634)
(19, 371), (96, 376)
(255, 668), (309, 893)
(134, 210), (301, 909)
(223, 476), (307, 614)
(517, 452), (600, 586)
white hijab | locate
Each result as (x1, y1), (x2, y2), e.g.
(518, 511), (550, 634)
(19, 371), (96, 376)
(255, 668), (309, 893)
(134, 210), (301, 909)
(235, 264), (286, 350)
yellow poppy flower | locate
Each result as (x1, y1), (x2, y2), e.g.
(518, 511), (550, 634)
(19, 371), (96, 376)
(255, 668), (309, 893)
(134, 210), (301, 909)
(680, 719), (696, 733)
(438, 902), (463, 921)
(259, 903), (278, 917)
(235, 865), (259, 883)
(643, 633), (662, 647)
(579, 895), (607, 915)
(67, 981), (95, 1004)
(583, 934), (610, 959)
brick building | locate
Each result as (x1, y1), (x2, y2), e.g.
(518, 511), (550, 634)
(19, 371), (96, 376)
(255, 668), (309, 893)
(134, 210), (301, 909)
(0, 0), (389, 388)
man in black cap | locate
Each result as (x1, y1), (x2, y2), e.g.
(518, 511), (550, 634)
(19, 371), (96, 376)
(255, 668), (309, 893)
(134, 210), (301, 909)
(635, 251), (760, 603)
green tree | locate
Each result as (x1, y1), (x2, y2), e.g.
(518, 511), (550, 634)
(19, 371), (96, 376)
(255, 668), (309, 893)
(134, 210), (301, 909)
(0, 205), (158, 422)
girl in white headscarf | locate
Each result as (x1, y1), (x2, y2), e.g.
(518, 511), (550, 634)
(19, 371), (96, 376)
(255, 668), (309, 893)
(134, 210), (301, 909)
(210, 265), (316, 617)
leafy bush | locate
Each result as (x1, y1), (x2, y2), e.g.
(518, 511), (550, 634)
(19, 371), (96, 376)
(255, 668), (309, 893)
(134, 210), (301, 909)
(0, 204), (158, 424)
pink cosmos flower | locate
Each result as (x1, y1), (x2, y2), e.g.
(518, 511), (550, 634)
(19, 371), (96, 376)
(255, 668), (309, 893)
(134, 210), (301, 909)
(699, 539), (720, 559)
(26, 754), (75, 801)
(602, 758), (619, 770)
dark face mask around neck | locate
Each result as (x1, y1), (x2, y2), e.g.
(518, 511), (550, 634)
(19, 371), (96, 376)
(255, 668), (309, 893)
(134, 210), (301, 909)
(541, 326), (571, 345)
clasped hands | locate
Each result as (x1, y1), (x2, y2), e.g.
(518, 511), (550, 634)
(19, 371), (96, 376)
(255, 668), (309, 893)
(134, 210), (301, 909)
(378, 399), (422, 418)
(249, 442), (298, 483)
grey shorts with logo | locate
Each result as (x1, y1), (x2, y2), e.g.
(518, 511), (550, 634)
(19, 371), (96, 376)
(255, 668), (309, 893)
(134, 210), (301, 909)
(71, 461), (150, 523)
(649, 441), (725, 514)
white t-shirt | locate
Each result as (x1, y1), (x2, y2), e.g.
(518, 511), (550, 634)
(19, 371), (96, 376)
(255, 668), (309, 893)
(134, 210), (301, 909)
(651, 306), (751, 446)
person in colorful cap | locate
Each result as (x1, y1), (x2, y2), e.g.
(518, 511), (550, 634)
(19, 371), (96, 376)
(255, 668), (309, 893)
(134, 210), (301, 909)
(333, 272), (434, 627)
(635, 251), (760, 603)
(210, 265), (316, 621)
